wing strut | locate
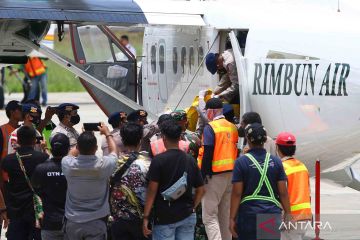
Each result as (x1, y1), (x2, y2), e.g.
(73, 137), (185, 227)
(14, 34), (157, 120)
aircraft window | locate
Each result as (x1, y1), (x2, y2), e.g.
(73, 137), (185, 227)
(78, 26), (114, 63)
(159, 45), (165, 74)
(112, 43), (129, 62)
(151, 45), (156, 74)
(189, 47), (195, 74)
(173, 47), (178, 74)
(198, 46), (204, 75)
(181, 47), (186, 74)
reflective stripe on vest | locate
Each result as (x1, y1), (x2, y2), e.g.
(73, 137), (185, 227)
(151, 138), (189, 156)
(291, 202), (311, 212)
(282, 158), (312, 221)
(241, 153), (281, 208)
(25, 57), (46, 78)
(197, 119), (238, 173)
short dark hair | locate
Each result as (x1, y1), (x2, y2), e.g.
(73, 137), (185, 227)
(277, 145), (296, 156)
(242, 112), (262, 125)
(77, 131), (97, 155)
(120, 122), (143, 147)
(160, 120), (182, 141)
(121, 35), (129, 41)
(157, 114), (173, 126)
(17, 126), (36, 146)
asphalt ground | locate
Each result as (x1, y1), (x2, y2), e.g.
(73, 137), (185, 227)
(0, 92), (360, 239)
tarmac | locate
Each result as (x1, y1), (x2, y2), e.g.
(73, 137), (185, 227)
(0, 92), (360, 239)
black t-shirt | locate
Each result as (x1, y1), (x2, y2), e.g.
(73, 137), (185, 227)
(1, 146), (48, 219)
(147, 149), (204, 225)
(32, 158), (67, 230)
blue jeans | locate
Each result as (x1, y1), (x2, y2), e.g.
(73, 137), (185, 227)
(28, 73), (47, 105)
(153, 213), (196, 240)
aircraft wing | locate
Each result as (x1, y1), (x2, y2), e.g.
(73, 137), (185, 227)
(0, 0), (205, 26)
(0, 0), (147, 25)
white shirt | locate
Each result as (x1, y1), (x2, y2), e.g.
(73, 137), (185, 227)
(126, 43), (136, 58)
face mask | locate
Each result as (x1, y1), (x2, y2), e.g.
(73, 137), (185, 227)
(70, 115), (80, 125)
(30, 116), (41, 126)
(238, 126), (246, 138)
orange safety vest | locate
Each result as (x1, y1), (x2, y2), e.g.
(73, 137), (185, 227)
(0, 123), (16, 160)
(24, 57), (46, 78)
(197, 118), (238, 173)
(150, 138), (190, 156)
(282, 158), (312, 221)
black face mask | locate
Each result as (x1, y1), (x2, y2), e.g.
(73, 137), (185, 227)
(238, 126), (246, 138)
(70, 115), (80, 125)
(30, 116), (41, 126)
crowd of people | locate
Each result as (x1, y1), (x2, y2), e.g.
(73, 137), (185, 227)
(0, 96), (312, 240)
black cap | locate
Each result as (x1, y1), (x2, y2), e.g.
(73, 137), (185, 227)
(51, 133), (70, 150)
(127, 110), (148, 122)
(57, 103), (79, 112)
(51, 133), (70, 156)
(22, 103), (41, 114)
(245, 123), (267, 144)
(5, 100), (22, 112)
(108, 111), (127, 125)
(205, 98), (223, 110)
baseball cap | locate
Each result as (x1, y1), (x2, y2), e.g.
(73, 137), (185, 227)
(127, 110), (148, 122)
(276, 132), (296, 146)
(51, 133), (70, 156)
(22, 103), (41, 114)
(205, 53), (218, 75)
(108, 111), (127, 125)
(57, 103), (79, 112)
(245, 123), (267, 144)
(206, 98), (223, 110)
(5, 100), (22, 112)
(171, 110), (187, 122)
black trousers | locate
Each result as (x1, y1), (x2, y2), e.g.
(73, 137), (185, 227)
(7, 216), (41, 240)
(110, 218), (148, 240)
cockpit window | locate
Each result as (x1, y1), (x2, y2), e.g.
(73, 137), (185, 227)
(78, 26), (114, 63)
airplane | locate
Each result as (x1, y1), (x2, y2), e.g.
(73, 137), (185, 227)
(0, 0), (360, 189)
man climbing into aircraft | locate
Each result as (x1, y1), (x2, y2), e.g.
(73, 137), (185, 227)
(205, 49), (239, 104)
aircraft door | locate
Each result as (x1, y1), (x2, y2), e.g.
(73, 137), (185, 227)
(229, 31), (250, 118)
(158, 40), (168, 102)
(70, 24), (137, 115)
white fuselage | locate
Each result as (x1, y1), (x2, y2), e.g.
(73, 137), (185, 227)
(140, 0), (360, 173)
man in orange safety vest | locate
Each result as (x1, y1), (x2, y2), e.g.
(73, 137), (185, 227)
(276, 132), (312, 240)
(197, 98), (238, 240)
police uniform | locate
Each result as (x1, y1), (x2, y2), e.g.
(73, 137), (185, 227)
(102, 111), (127, 155)
(128, 110), (159, 153)
(8, 104), (43, 154)
(51, 103), (80, 147)
(206, 50), (239, 103)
